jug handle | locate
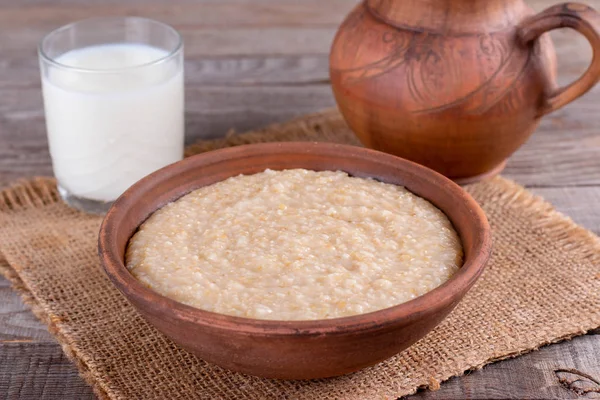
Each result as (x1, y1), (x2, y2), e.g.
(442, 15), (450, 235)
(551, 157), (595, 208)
(518, 3), (600, 117)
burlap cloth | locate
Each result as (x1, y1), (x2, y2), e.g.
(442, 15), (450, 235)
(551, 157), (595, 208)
(1, 109), (599, 400)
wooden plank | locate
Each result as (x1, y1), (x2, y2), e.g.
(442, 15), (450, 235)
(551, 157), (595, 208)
(2, 27), (339, 56)
(0, 85), (338, 186)
(0, 342), (95, 400)
(0, 30), (589, 89)
(504, 96), (600, 187)
(4, 0), (352, 4)
(408, 331), (600, 400)
(0, 279), (53, 342)
(0, 1), (356, 28)
(0, 0), (595, 29)
(1, 55), (331, 89)
(529, 187), (600, 232)
(0, 333), (598, 400)
(180, 55), (331, 86)
(1, 85), (600, 188)
(0, 82), (338, 118)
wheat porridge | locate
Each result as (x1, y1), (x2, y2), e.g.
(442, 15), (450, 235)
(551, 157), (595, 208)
(126, 169), (463, 320)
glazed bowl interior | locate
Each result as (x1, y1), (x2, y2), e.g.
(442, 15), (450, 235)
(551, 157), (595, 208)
(99, 142), (491, 379)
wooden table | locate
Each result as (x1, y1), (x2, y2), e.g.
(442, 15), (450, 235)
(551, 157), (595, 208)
(1, 1), (599, 399)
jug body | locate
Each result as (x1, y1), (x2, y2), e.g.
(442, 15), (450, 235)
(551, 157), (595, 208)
(330, 0), (600, 181)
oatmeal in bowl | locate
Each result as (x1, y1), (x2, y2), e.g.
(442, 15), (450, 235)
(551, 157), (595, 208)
(126, 169), (463, 321)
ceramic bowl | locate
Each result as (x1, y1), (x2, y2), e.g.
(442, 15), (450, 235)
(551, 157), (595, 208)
(98, 142), (492, 380)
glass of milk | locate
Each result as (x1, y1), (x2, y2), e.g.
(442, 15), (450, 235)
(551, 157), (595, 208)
(39, 17), (184, 214)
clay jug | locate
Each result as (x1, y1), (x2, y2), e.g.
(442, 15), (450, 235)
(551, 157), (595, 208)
(330, 0), (600, 182)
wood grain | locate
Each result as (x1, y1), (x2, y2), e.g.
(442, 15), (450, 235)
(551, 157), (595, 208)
(408, 332), (600, 400)
(0, 55), (332, 89)
(530, 187), (600, 231)
(0, 343), (95, 400)
(0, 0), (599, 398)
(0, 279), (53, 342)
(0, 1), (355, 28)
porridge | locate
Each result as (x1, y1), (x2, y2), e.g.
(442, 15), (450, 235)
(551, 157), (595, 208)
(126, 169), (463, 320)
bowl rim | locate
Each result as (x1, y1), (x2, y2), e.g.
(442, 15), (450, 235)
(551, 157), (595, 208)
(99, 142), (492, 337)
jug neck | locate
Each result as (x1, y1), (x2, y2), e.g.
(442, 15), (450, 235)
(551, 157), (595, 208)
(365, 0), (530, 34)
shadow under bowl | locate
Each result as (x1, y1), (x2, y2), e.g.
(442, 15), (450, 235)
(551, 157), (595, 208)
(98, 142), (492, 380)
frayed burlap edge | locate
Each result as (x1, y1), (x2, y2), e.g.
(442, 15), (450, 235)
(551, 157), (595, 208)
(184, 108), (359, 157)
(0, 178), (111, 400)
(399, 176), (600, 396)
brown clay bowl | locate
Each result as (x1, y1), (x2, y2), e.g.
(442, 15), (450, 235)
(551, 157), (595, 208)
(98, 142), (492, 380)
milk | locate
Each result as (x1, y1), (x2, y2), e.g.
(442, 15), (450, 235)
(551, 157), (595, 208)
(41, 43), (184, 202)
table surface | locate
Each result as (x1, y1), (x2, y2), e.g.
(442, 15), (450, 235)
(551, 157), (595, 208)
(1, 0), (599, 399)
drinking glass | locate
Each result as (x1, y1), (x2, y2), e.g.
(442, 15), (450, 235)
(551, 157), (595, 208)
(39, 17), (184, 214)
